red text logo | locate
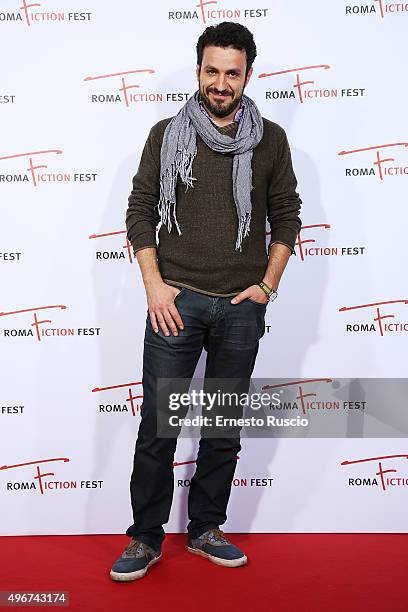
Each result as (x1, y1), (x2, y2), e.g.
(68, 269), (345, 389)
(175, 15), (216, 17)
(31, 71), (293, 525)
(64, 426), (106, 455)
(92, 381), (143, 417)
(338, 142), (408, 180)
(339, 299), (408, 335)
(259, 64), (365, 104)
(341, 453), (408, 491)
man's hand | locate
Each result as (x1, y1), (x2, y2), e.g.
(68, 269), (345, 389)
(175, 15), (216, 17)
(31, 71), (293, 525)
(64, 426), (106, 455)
(229, 242), (292, 306)
(146, 282), (185, 336)
(230, 284), (269, 305)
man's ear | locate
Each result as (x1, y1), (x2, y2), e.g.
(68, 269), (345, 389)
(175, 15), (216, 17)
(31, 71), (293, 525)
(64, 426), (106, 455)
(196, 64), (200, 82)
(245, 66), (253, 87)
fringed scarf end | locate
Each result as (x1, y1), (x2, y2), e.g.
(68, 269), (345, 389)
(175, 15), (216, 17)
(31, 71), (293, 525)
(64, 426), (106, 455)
(235, 211), (252, 251)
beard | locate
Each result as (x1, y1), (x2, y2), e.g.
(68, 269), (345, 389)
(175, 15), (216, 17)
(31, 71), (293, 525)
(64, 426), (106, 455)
(199, 83), (243, 119)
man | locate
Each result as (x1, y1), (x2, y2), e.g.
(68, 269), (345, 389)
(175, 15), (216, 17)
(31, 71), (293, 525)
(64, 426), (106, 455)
(110, 21), (302, 581)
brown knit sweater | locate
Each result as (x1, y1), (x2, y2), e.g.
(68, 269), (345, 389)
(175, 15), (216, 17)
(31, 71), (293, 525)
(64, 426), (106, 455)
(125, 117), (302, 297)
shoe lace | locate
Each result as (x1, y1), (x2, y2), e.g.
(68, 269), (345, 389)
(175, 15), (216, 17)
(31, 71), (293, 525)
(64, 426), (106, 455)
(209, 528), (229, 544)
(123, 539), (146, 558)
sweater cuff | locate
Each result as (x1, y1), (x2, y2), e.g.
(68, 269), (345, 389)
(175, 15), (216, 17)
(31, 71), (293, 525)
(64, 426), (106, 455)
(133, 244), (157, 256)
(127, 227), (158, 256)
(268, 228), (298, 255)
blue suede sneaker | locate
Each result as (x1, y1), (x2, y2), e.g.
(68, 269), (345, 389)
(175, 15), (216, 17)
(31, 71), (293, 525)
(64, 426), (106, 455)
(110, 538), (162, 582)
(187, 528), (247, 567)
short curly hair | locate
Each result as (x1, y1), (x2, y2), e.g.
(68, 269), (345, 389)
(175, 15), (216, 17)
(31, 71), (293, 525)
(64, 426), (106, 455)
(196, 22), (257, 76)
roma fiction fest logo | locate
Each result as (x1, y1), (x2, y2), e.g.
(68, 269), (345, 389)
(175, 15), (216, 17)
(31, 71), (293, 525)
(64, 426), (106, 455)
(292, 224), (366, 261)
(168, 0), (268, 23)
(0, 304), (101, 342)
(84, 68), (190, 108)
(262, 379), (366, 415)
(341, 453), (408, 491)
(339, 299), (408, 335)
(0, 457), (103, 495)
(90, 228), (159, 263)
(338, 142), (408, 180)
(174, 456), (273, 488)
(345, 0), (408, 18)
(0, 149), (97, 187)
(1, 404), (24, 416)
(92, 381), (143, 417)
(90, 229), (134, 263)
(259, 64), (366, 104)
(0, 0), (92, 27)
(0, 252), (22, 263)
(0, 94), (16, 104)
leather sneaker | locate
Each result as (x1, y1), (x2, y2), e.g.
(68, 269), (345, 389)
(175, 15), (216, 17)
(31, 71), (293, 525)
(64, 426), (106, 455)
(187, 528), (247, 567)
(110, 538), (161, 581)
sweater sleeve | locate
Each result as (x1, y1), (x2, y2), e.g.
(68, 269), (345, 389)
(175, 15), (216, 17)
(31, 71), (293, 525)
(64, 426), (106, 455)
(267, 128), (302, 255)
(125, 126), (161, 255)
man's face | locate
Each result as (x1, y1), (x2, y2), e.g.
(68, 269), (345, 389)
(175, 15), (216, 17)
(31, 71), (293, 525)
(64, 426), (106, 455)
(196, 45), (253, 119)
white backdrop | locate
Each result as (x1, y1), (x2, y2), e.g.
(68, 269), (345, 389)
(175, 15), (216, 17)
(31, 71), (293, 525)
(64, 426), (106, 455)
(1, 0), (407, 535)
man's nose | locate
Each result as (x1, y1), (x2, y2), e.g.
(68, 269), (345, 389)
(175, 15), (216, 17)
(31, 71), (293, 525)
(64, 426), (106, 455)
(213, 74), (228, 91)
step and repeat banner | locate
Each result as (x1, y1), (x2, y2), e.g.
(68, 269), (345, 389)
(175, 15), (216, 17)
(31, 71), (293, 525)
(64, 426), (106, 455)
(1, 0), (407, 535)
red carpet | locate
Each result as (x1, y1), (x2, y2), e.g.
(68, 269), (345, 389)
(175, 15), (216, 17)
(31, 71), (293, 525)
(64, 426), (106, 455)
(0, 534), (406, 611)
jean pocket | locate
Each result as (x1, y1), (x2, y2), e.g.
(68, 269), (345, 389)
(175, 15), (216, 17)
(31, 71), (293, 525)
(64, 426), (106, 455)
(247, 297), (268, 307)
(174, 287), (186, 302)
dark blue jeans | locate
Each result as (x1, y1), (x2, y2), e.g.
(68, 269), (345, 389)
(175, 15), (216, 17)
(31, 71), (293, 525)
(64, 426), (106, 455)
(125, 286), (267, 550)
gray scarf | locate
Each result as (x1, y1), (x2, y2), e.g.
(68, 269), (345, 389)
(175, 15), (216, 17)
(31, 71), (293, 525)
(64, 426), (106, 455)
(158, 90), (264, 251)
